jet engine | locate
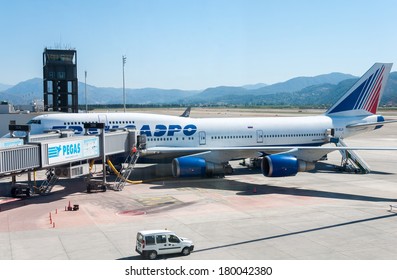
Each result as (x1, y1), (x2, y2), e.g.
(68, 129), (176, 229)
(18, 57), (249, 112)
(262, 154), (315, 177)
(172, 157), (230, 178)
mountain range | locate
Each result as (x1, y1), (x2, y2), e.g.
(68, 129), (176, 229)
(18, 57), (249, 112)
(0, 83), (12, 92)
(1, 71), (397, 107)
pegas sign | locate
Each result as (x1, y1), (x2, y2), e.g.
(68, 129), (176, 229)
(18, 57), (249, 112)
(47, 137), (99, 165)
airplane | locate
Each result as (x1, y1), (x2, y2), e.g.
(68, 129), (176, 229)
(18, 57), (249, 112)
(23, 62), (397, 178)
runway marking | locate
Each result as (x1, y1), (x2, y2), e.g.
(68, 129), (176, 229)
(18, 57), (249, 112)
(136, 196), (180, 207)
(176, 187), (200, 191)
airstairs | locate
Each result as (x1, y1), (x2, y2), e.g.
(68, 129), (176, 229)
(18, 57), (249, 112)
(38, 168), (59, 194)
(112, 147), (141, 191)
(336, 138), (371, 174)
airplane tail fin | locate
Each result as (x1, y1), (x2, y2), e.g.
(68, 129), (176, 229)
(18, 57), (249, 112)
(326, 63), (393, 116)
(180, 106), (191, 118)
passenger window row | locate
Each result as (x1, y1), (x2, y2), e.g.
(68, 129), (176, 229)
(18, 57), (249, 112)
(146, 137), (194, 142)
(211, 135), (253, 140)
(209, 133), (326, 140)
(63, 120), (135, 125)
(265, 133), (326, 138)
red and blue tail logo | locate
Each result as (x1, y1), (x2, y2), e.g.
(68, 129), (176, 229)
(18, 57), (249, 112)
(326, 63), (393, 116)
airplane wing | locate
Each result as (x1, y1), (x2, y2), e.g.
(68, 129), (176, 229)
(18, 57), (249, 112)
(143, 145), (397, 163)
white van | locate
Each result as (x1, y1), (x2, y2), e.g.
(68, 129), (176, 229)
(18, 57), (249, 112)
(136, 230), (194, 259)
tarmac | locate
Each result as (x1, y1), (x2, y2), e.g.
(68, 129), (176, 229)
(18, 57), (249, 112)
(1, 117), (397, 260)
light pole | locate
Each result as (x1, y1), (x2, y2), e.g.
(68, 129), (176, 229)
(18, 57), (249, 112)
(122, 55), (127, 113)
(84, 70), (87, 112)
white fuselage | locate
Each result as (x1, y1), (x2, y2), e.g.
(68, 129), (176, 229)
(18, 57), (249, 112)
(27, 112), (380, 150)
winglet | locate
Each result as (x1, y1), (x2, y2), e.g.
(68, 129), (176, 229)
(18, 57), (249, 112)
(326, 63), (393, 116)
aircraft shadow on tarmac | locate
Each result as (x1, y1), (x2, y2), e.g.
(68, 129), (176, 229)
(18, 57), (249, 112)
(1, 161), (396, 212)
(151, 164), (397, 203)
(234, 185), (397, 202)
(312, 162), (395, 175)
(191, 212), (397, 255)
(151, 181), (397, 203)
(118, 212), (397, 260)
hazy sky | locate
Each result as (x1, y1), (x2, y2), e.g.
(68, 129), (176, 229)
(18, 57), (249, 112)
(1, 0), (396, 90)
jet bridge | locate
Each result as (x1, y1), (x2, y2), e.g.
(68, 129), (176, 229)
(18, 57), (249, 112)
(0, 140), (40, 175)
(0, 123), (139, 196)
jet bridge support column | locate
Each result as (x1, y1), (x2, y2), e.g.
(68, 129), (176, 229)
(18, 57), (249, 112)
(84, 122), (107, 191)
(101, 125), (106, 185)
(8, 123), (35, 195)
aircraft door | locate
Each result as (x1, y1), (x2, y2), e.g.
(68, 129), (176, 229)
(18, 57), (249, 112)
(98, 114), (108, 126)
(199, 131), (206, 145)
(256, 130), (263, 143)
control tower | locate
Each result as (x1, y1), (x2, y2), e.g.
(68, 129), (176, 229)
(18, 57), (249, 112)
(43, 48), (78, 112)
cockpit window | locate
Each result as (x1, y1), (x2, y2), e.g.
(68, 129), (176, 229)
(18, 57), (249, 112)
(27, 119), (41, 125)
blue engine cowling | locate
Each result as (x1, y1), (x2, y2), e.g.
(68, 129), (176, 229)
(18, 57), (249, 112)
(172, 157), (228, 178)
(262, 154), (315, 177)
(172, 157), (206, 177)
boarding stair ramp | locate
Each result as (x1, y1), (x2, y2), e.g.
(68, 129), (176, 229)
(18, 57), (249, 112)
(112, 148), (141, 191)
(38, 168), (59, 194)
(336, 138), (371, 174)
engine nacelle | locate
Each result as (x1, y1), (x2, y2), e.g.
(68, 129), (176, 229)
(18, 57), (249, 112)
(262, 154), (315, 177)
(172, 157), (228, 178)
